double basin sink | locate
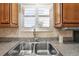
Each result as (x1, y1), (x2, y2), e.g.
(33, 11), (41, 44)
(4, 42), (62, 56)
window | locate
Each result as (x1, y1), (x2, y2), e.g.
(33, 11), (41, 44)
(23, 8), (36, 16)
(38, 8), (50, 15)
(24, 17), (36, 27)
(38, 17), (50, 27)
(21, 4), (53, 31)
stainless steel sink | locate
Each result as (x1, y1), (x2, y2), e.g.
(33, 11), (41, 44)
(4, 42), (62, 56)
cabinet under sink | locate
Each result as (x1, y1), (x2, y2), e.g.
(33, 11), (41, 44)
(4, 42), (62, 56)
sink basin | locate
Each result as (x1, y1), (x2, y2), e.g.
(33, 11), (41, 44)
(19, 42), (33, 56)
(4, 42), (62, 56)
(35, 43), (58, 55)
(4, 42), (33, 56)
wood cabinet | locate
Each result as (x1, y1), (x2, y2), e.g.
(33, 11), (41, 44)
(0, 3), (18, 27)
(54, 3), (79, 28)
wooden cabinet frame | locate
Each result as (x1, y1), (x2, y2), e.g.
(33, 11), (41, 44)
(10, 3), (18, 27)
(54, 3), (62, 28)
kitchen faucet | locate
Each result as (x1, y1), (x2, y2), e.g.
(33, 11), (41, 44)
(33, 28), (38, 42)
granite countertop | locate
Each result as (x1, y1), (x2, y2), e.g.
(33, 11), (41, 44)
(0, 41), (79, 56)
(52, 41), (79, 56)
(0, 41), (20, 56)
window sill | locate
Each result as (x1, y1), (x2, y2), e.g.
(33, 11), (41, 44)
(19, 29), (52, 32)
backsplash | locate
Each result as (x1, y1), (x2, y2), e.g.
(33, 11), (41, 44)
(0, 28), (73, 38)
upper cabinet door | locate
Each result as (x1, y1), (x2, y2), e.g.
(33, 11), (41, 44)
(1, 3), (10, 24)
(62, 3), (79, 24)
